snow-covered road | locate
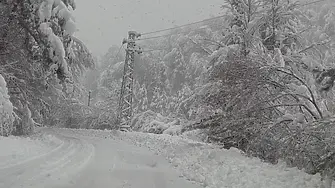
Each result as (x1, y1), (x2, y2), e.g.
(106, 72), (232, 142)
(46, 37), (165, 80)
(1, 127), (333, 188)
(0, 128), (201, 188)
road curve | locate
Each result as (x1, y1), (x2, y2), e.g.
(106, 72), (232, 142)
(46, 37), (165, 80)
(0, 128), (201, 188)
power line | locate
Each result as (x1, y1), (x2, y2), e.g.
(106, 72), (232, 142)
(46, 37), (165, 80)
(140, 15), (226, 36)
(138, 35), (222, 53)
(107, 44), (124, 69)
(116, 44), (124, 58)
(138, 33), (175, 41)
(139, 0), (325, 37)
(121, 44), (126, 52)
(141, 49), (167, 53)
(299, 0), (328, 6)
(138, 26), (210, 41)
(139, 37), (219, 53)
(136, 0), (327, 44)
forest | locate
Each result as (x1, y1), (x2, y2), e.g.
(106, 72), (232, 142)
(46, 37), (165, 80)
(2, 0), (335, 185)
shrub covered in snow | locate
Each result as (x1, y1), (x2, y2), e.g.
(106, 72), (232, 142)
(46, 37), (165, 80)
(0, 74), (14, 136)
(131, 110), (183, 134)
(249, 118), (335, 186)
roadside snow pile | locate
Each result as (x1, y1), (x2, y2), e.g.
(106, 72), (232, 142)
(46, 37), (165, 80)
(180, 129), (208, 142)
(131, 110), (184, 135)
(131, 110), (208, 140)
(0, 133), (62, 168)
(118, 131), (329, 188)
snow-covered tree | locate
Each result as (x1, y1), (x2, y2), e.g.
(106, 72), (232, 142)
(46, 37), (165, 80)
(0, 0), (94, 134)
(0, 74), (14, 136)
(194, 1), (335, 187)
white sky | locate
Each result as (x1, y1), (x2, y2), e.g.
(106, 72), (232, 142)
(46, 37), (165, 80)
(73, 0), (223, 56)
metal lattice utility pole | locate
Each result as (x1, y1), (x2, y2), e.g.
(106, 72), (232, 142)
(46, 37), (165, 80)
(117, 31), (142, 131)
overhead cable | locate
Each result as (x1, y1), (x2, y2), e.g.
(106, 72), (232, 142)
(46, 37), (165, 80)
(140, 15), (226, 36)
(299, 0), (327, 6)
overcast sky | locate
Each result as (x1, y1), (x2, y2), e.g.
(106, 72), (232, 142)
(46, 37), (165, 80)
(73, 0), (223, 56)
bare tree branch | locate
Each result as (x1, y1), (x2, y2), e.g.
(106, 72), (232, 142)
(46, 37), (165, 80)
(262, 103), (318, 120)
(275, 67), (323, 119)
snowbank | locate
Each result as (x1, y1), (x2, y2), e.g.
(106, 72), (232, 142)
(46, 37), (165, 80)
(119, 132), (327, 188)
(64, 128), (330, 188)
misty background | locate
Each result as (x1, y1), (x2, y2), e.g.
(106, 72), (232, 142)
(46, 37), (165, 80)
(73, 0), (222, 56)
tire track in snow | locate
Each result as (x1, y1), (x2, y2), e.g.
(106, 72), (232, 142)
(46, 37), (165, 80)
(29, 136), (95, 184)
(0, 134), (65, 170)
(0, 135), (75, 188)
(0, 131), (95, 188)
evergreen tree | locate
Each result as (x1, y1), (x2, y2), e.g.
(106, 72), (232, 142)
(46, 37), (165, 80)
(0, 0), (94, 134)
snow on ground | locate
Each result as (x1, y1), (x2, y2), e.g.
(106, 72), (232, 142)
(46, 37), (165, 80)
(0, 131), (63, 169)
(69, 128), (330, 188)
(1, 127), (332, 188)
(0, 128), (97, 188)
(120, 132), (326, 188)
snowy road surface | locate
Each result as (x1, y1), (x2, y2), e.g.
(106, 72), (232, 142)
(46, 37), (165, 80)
(0, 128), (201, 188)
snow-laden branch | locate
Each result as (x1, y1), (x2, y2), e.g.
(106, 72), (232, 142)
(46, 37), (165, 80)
(274, 67), (323, 119)
(37, 0), (77, 80)
(0, 74), (14, 136)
